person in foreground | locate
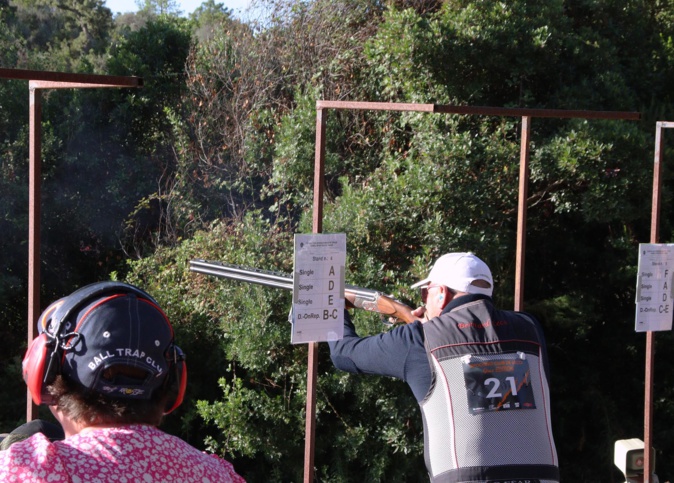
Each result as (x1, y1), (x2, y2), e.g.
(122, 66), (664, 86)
(329, 252), (559, 483)
(1, 281), (244, 483)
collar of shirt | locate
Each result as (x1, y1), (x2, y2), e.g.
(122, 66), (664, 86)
(440, 293), (491, 315)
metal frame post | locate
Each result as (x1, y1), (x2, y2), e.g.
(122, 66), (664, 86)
(644, 120), (674, 482)
(303, 107), (327, 483)
(514, 116), (531, 311)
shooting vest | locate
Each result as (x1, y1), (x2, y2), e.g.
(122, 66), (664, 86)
(420, 298), (560, 483)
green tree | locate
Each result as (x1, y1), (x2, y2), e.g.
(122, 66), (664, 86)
(190, 0), (232, 42)
(101, 15), (194, 253)
(136, 0), (182, 16)
(7, 0), (113, 71)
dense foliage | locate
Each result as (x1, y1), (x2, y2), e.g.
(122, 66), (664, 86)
(3, 0), (674, 481)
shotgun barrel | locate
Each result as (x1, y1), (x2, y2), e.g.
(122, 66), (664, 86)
(189, 259), (416, 323)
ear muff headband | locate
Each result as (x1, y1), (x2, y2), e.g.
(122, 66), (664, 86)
(50, 282), (160, 335)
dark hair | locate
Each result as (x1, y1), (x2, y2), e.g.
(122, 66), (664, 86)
(47, 372), (175, 427)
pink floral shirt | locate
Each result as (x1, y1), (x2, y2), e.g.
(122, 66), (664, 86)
(0, 424), (245, 483)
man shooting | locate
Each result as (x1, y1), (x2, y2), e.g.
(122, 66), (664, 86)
(328, 252), (559, 483)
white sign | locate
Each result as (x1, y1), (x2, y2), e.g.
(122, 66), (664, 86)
(635, 243), (674, 332)
(291, 233), (346, 344)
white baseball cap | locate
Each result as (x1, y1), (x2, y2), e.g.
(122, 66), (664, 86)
(411, 252), (493, 296)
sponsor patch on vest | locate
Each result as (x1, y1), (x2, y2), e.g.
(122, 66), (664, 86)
(462, 352), (536, 414)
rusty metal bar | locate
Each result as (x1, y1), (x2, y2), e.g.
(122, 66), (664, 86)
(514, 116), (531, 311)
(644, 121), (667, 482)
(644, 331), (655, 483)
(27, 87), (42, 421)
(433, 104), (640, 120)
(651, 122), (665, 243)
(312, 108), (327, 233)
(655, 121), (674, 129)
(317, 100), (434, 112)
(303, 344), (319, 483)
(2, 68), (142, 87)
(31, 81), (135, 90)
(316, 100), (640, 121)
(303, 107), (327, 483)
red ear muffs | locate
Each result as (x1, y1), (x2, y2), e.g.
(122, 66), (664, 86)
(22, 299), (66, 406)
(22, 333), (54, 405)
(164, 346), (187, 414)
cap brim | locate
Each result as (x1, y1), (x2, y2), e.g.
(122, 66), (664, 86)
(411, 278), (431, 289)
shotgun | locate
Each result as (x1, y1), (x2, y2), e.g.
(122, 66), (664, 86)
(189, 259), (417, 324)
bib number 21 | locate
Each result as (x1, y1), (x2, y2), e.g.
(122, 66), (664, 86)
(461, 352), (537, 414)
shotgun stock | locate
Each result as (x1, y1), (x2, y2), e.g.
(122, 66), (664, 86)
(189, 259), (417, 324)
